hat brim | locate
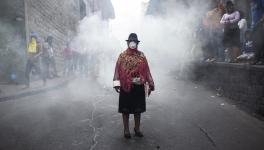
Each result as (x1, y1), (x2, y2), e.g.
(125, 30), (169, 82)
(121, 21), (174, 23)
(126, 40), (140, 42)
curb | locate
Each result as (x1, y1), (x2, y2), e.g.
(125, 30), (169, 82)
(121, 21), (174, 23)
(0, 78), (74, 102)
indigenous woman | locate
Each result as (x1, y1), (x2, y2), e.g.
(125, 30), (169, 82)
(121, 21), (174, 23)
(113, 33), (155, 139)
(220, 1), (241, 62)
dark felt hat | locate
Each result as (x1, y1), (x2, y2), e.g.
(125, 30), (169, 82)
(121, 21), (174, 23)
(126, 33), (140, 43)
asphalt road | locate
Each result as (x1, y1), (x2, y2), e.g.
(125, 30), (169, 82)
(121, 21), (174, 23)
(0, 76), (264, 150)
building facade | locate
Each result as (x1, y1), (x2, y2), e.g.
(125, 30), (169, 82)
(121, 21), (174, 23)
(0, 0), (115, 83)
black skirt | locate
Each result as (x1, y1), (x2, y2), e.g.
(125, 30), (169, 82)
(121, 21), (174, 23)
(223, 26), (240, 47)
(118, 84), (146, 114)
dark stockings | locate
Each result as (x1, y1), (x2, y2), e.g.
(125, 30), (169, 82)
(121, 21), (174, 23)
(122, 113), (141, 133)
(134, 113), (141, 132)
(122, 113), (129, 133)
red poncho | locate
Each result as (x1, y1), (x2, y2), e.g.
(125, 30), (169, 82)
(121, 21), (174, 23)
(113, 48), (154, 92)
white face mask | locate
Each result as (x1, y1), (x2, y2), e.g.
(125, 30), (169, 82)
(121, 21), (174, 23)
(129, 41), (137, 49)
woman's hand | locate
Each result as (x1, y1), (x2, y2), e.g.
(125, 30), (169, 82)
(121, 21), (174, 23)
(148, 90), (152, 96)
(224, 20), (230, 24)
(114, 86), (120, 93)
(148, 86), (154, 96)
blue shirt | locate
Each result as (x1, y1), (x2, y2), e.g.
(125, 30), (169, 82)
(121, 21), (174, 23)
(251, 0), (264, 28)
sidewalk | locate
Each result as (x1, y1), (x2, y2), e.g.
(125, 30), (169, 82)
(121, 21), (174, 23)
(0, 77), (74, 102)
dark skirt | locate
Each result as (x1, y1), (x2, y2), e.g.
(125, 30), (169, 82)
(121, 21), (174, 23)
(223, 27), (240, 47)
(119, 84), (146, 114)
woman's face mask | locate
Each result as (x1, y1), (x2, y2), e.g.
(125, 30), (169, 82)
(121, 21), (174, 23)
(129, 41), (137, 49)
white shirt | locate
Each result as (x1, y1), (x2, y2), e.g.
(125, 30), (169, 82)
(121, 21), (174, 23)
(220, 11), (240, 24)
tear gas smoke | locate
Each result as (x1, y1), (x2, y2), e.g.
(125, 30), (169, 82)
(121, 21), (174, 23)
(70, 0), (211, 88)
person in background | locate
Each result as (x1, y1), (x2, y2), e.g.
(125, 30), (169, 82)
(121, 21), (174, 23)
(113, 33), (155, 139)
(71, 51), (80, 74)
(250, 0), (264, 29)
(237, 30), (255, 63)
(238, 11), (248, 46)
(252, 16), (264, 65)
(46, 35), (59, 78)
(24, 32), (45, 88)
(79, 52), (88, 77)
(40, 42), (50, 84)
(206, 0), (225, 62)
(63, 43), (73, 77)
(220, 0), (241, 63)
(197, 20), (211, 62)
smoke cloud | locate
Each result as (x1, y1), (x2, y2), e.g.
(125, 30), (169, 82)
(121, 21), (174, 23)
(70, 0), (211, 88)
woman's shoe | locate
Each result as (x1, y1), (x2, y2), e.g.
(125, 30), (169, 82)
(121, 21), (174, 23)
(134, 128), (144, 137)
(124, 132), (131, 139)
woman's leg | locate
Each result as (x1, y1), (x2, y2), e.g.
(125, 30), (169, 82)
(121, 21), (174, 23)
(232, 46), (241, 62)
(134, 113), (141, 131)
(25, 59), (33, 87)
(122, 113), (130, 132)
(134, 113), (144, 137)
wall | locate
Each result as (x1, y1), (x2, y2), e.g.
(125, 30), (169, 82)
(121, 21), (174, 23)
(193, 62), (264, 116)
(0, 0), (26, 83)
(24, 0), (81, 68)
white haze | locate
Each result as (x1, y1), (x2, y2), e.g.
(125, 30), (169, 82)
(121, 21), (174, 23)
(71, 0), (210, 88)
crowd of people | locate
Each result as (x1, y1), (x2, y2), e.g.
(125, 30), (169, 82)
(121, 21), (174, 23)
(200, 0), (264, 65)
(63, 45), (104, 79)
(62, 44), (92, 78)
(24, 31), (98, 88)
(25, 32), (59, 88)
(24, 0), (264, 87)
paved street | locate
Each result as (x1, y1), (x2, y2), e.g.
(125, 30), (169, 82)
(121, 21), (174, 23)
(0, 76), (264, 150)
